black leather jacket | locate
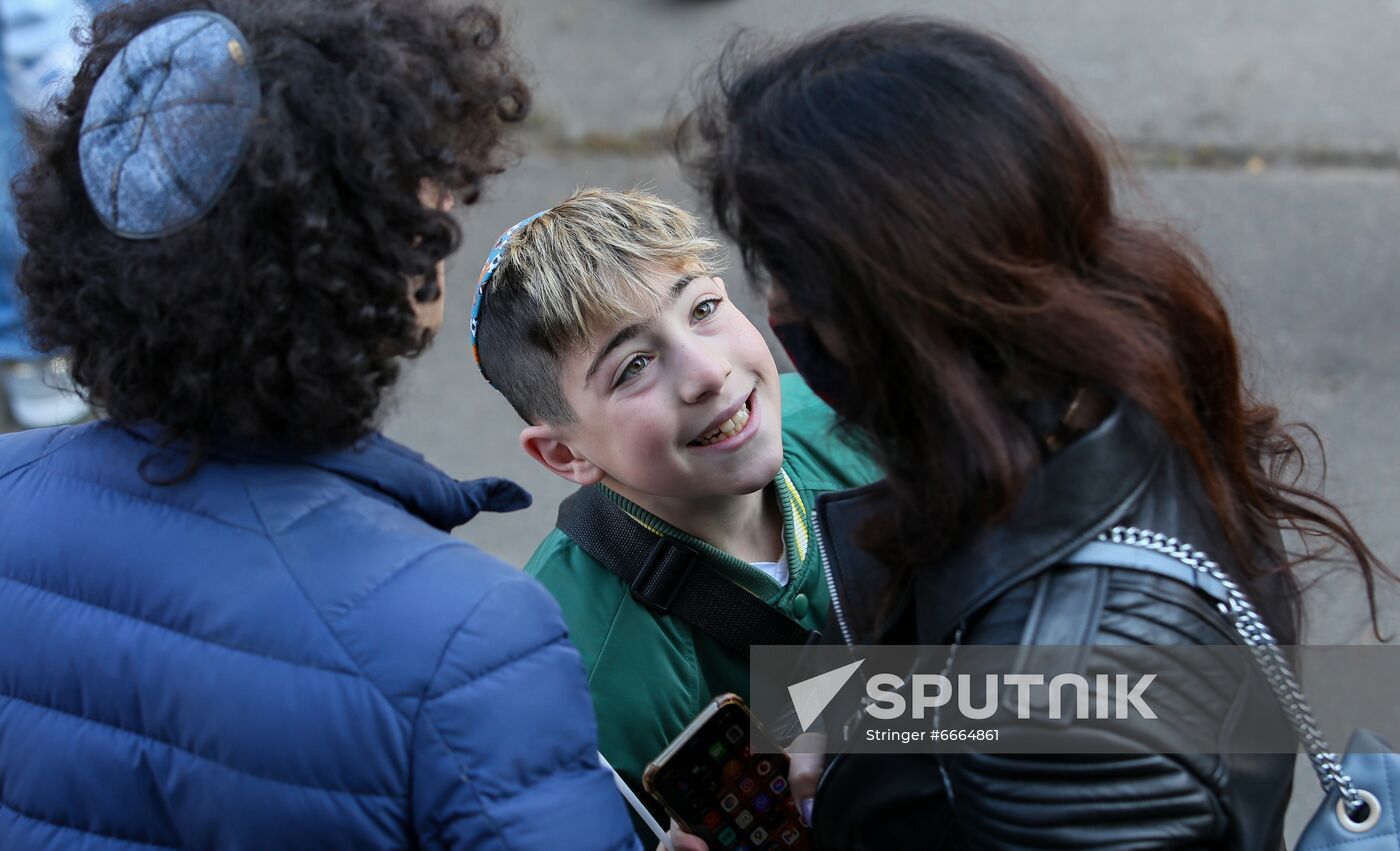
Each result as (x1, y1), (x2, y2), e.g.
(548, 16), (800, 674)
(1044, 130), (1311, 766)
(810, 401), (1296, 850)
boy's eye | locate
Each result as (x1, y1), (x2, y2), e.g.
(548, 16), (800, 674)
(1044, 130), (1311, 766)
(615, 354), (652, 386)
(692, 297), (723, 322)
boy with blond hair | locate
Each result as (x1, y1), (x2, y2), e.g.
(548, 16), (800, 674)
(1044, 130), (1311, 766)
(470, 188), (878, 838)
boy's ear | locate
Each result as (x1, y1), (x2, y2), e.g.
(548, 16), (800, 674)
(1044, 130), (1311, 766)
(519, 425), (605, 486)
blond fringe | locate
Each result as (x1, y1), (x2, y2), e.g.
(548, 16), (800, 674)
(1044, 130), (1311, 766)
(490, 187), (723, 351)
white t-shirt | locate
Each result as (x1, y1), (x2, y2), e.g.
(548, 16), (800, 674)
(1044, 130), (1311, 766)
(749, 552), (790, 587)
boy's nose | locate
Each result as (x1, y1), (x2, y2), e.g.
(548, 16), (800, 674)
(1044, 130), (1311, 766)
(677, 339), (731, 404)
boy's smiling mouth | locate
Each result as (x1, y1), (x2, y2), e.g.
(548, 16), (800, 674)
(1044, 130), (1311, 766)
(688, 391), (757, 448)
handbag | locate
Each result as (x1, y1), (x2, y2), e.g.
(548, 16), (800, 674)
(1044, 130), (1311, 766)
(1093, 527), (1397, 848)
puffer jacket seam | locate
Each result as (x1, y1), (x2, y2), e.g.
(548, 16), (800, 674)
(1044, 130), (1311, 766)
(18, 466), (265, 533)
(413, 705), (513, 851)
(0, 572), (364, 680)
(257, 489), (355, 536)
(0, 691), (403, 800)
(412, 637), (639, 851)
(470, 757), (603, 799)
(0, 427), (66, 483)
(408, 575), (545, 851)
(239, 475), (422, 738)
(411, 672), (616, 851)
(427, 631), (571, 703)
(325, 541), (465, 628)
(0, 796), (179, 849)
(409, 573), (523, 720)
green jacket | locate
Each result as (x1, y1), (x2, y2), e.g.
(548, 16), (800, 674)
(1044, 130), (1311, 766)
(525, 372), (881, 835)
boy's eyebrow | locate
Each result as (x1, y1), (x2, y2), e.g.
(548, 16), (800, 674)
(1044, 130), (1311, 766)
(584, 275), (698, 386)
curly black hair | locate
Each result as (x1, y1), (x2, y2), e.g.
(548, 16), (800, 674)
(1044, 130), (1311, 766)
(16, 0), (528, 460)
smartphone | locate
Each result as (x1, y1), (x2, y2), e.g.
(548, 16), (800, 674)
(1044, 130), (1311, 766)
(643, 694), (810, 851)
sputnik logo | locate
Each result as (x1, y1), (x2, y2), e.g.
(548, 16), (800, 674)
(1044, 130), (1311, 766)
(788, 659), (864, 732)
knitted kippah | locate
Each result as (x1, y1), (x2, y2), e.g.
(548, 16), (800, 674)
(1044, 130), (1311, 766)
(79, 11), (260, 239)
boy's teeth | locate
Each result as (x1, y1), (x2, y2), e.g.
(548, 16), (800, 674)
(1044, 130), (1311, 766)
(697, 404), (750, 444)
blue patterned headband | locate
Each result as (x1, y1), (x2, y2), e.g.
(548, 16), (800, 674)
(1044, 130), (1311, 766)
(470, 211), (546, 385)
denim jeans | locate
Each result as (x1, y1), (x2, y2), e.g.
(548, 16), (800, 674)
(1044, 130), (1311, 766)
(0, 0), (98, 361)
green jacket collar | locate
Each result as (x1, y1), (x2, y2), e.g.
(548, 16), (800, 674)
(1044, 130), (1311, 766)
(600, 463), (813, 599)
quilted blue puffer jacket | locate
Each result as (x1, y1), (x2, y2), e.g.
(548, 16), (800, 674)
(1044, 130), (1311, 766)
(0, 422), (642, 850)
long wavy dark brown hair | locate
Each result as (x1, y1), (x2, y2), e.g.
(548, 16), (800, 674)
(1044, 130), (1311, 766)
(680, 17), (1389, 637)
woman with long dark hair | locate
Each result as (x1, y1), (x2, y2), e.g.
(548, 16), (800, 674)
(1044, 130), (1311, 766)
(680, 18), (1389, 850)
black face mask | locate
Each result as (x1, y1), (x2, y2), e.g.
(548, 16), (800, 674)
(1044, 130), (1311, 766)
(769, 319), (853, 414)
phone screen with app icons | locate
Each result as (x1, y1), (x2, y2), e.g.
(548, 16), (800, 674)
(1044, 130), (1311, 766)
(647, 699), (809, 850)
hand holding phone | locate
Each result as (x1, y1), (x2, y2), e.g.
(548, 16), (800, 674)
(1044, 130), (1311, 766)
(666, 819), (712, 851)
(644, 694), (810, 851)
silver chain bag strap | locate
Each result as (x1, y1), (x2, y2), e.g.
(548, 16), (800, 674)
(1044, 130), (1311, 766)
(1102, 526), (1393, 844)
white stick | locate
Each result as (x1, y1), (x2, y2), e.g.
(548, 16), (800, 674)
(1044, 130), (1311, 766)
(598, 750), (673, 851)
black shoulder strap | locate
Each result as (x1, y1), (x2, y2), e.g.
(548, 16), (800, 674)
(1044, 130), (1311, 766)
(556, 485), (818, 659)
(1061, 539), (1231, 605)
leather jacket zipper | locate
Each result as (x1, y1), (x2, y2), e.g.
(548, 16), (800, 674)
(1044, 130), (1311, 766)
(809, 510), (850, 824)
(812, 511), (854, 648)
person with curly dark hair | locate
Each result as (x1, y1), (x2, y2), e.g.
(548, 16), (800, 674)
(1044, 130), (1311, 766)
(0, 2), (642, 848)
